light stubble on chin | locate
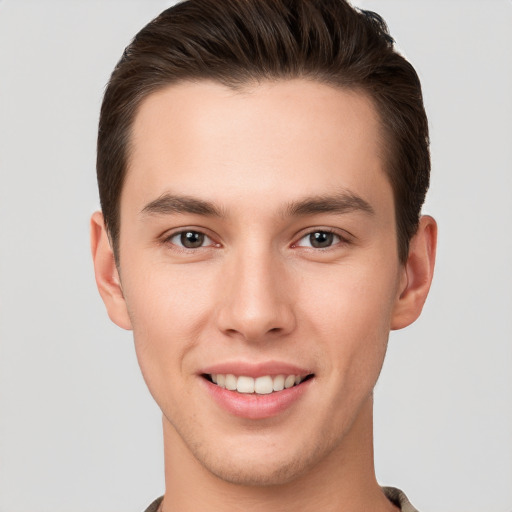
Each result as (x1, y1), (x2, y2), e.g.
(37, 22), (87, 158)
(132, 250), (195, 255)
(165, 412), (353, 488)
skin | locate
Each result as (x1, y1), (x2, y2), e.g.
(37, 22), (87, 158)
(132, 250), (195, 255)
(91, 80), (436, 512)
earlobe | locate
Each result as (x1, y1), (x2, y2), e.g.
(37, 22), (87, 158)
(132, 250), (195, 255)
(90, 211), (133, 330)
(391, 215), (437, 330)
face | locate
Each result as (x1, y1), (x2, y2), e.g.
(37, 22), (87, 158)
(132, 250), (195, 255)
(113, 80), (407, 485)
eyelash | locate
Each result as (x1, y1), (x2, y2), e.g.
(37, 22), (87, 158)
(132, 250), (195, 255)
(292, 228), (350, 250)
(163, 229), (219, 252)
(162, 228), (351, 252)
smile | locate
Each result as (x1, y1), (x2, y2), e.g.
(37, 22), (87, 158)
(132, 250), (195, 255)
(205, 373), (312, 395)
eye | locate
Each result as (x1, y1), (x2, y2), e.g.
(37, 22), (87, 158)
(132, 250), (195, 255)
(295, 230), (343, 249)
(168, 230), (215, 249)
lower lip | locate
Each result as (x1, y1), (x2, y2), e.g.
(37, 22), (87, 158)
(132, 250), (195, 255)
(202, 377), (312, 420)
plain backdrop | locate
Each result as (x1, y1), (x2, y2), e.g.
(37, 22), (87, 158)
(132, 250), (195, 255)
(0, 1), (511, 511)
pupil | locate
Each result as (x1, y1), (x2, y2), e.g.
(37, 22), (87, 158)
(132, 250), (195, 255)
(181, 231), (204, 248)
(310, 231), (333, 248)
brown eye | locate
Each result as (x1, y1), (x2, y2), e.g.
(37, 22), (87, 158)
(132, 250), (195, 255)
(295, 230), (342, 249)
(169, 230), (212, 249)
(181, 231), (204, 248)
(309, 231), (334, 248)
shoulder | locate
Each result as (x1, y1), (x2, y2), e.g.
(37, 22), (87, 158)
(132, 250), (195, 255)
(144, 490), (418, 512)
(382, 486), (420, 512)
(142, 495), (163, 512)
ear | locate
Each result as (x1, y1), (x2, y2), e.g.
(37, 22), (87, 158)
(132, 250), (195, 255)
(90, 211), (132, 330)
(391, 215), (437, 330)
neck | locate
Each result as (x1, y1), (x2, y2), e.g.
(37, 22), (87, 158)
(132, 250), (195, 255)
(160, 396), (397, 512)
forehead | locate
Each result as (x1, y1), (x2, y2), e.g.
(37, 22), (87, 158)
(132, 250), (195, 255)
(124, 79), (391, 219)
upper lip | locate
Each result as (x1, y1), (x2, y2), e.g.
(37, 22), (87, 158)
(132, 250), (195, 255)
(200, 360), (313, 378)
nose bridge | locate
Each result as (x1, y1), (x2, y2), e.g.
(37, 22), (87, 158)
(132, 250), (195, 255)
(217, 241), (295, 341)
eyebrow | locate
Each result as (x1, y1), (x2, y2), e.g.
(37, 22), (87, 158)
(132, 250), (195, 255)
(283, 191), (375, 217)
(140, 190), (374, 219)
(141, 193), (225, 217)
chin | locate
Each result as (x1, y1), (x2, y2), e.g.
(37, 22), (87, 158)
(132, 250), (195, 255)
(186, 429), (336, 488)
(201, 452), (314, 487)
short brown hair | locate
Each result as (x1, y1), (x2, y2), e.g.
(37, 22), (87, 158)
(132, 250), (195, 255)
(97, 0), (430, 263)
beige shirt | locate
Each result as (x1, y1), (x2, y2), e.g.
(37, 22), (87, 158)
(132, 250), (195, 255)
(382, 487), (419, 512)
(143, 487), (419, 512)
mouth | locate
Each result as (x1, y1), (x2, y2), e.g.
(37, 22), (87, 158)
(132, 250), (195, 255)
(203, 373), (314, 395)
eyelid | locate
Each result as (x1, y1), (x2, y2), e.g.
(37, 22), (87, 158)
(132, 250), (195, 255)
(161, 227), (221, 250)
(159, 226), (352, 251)
(292, 227), (352, 249)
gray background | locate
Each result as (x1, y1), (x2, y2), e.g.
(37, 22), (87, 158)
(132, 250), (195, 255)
(0, 1), (511, 511)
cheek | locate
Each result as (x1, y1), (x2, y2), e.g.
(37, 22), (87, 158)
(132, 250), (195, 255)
(120, 263), (214, 391)
(299, 262), (399, 371)
(123, 256), (215, 331)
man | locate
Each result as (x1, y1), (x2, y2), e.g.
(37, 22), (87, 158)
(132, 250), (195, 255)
(90, 0), (436, 511)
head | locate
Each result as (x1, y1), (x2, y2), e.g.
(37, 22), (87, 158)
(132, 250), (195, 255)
(97, 0), (430, 265)
(91, 0), (436, 491)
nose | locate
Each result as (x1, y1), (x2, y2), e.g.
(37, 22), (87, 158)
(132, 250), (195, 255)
(216, 247), (296, 343)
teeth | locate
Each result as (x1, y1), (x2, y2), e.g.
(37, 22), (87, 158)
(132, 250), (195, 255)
(254, 376), (273, 394)
(225, 374), (237, 391)
(210, 373), (306, 394)
(273, 375), (285, 391)
(237, 376), (254, 393)
(284, 375), (296, 389)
